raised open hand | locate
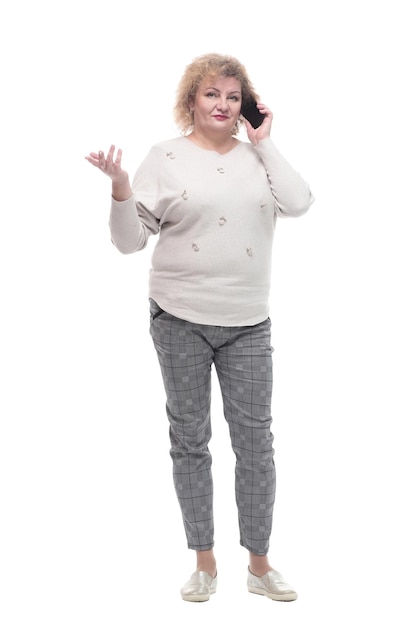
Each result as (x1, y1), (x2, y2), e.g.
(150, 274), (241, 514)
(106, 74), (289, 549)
(85, 145), (128, 184)
(86, 144), (132, 201)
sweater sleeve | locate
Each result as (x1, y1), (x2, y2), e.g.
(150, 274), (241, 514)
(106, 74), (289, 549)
(255, 138), (314, 217)
(108, 148), (161, 254)
(109, 197), (156, 254)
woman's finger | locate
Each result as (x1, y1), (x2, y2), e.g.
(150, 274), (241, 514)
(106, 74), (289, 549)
(114, 148), (122, 166)
(106, 144), (116, 163)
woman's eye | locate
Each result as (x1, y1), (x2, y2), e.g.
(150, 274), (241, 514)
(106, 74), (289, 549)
(206, 92), (217, 98)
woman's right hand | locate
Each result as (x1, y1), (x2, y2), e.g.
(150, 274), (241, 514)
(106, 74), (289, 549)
(86, 144), (132, 201)
(85, 145), (128, 184)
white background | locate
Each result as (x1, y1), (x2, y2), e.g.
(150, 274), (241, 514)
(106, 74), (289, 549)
(1, 1), (416, 624)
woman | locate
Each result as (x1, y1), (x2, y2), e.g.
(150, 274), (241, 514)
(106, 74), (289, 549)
(86, 53), (313, 602)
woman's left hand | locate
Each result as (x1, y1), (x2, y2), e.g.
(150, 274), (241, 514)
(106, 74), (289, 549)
(244, 103), (273, 145)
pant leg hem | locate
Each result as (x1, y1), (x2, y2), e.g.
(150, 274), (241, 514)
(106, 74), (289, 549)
(240, 538), (269, 556)
(188, 543), (215, 551)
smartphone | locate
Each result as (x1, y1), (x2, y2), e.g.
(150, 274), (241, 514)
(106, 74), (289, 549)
(241, 98), (265, 128)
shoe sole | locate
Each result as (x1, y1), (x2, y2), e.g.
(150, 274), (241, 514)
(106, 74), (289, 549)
(248, 587), (298, 602)
(181, 589), (216, 602)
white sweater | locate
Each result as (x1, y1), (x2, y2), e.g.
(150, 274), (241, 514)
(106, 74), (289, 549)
(109, 136), (314, 326)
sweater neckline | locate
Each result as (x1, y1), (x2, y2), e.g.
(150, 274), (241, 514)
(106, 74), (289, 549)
(183, 135), (242, 156)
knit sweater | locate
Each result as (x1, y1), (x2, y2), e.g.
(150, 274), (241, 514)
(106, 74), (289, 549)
(109, 136), (314, 326)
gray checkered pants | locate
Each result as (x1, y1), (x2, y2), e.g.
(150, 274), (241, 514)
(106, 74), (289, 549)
(149, 299), (275, 555)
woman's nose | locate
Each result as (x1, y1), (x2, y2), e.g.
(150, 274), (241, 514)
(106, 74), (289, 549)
(216, 98), (228, 112)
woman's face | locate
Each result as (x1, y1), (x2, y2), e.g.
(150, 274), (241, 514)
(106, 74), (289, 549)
(191, 75), (242, 137)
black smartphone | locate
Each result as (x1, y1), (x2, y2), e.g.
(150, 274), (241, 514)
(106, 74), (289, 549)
(241, 98), (265, 128)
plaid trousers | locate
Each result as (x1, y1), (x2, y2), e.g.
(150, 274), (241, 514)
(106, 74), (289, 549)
(149, 299), (276, 555)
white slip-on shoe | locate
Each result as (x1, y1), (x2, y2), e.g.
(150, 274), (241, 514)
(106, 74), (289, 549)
(180, 571), (217, 602)
(247, 568), (297, 601)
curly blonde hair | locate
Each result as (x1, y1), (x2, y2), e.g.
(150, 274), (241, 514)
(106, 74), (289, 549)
(173, 52), (260, 136)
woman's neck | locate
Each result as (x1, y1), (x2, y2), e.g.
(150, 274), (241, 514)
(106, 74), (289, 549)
(186, 130), (239, 155)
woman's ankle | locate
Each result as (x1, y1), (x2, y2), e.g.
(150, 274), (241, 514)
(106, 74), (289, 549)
(249, 553), (272, 577)
(196, 549), (217, 578)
